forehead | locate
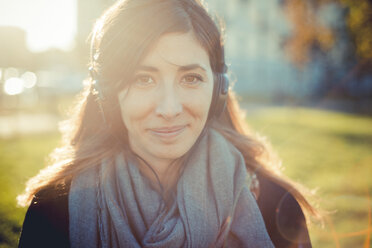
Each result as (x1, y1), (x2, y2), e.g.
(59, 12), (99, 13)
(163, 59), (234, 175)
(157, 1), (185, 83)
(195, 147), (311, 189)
(139, 31), (211, 69)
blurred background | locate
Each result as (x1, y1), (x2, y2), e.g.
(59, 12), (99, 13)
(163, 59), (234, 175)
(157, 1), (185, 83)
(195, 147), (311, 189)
(0, 0), (371, 247)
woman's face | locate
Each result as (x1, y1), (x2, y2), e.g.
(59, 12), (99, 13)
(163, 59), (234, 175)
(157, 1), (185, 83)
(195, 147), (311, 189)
(118, 31), (214, 167)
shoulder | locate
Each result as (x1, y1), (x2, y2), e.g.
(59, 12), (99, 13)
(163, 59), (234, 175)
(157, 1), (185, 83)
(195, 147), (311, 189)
(256, 173), (312, 248)
(30, 181), (71, 224)
(18, 181), (71, 248)
(33, 181), (71, 201)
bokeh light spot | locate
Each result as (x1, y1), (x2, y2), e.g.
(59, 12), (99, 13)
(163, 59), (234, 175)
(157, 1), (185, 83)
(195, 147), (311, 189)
(4, 77), (24, 95)
(21, 71), (37, 88)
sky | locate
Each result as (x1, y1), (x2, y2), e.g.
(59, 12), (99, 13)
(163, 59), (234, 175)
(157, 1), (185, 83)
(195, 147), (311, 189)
(0, 0), (77, 52)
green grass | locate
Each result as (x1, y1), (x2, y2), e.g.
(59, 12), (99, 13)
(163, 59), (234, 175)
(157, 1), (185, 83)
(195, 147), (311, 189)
(0, 106), (371, 247)
(245, 106), (372, 248)
(0, 133), (60, 248)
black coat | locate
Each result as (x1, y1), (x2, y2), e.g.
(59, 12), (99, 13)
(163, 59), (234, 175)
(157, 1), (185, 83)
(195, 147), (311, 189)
(18, 173), (312, 248)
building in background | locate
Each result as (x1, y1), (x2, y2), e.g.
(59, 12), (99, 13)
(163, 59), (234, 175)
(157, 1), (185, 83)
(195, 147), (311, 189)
(0, 27), (32, 69)
(207, 0), (324, 99)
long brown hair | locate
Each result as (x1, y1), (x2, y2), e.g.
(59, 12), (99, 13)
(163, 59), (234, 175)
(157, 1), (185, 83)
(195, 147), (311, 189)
(18, 0), (319, 220)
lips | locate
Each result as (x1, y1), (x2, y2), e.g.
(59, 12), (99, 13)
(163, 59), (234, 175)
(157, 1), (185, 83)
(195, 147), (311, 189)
(149, 125), (187, 139)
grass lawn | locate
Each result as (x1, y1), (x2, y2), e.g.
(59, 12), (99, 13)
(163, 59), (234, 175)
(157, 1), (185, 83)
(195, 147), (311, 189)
(245, 106), (372, 248)
(0, 106), (371, 247)
(0, 133), (60, 248)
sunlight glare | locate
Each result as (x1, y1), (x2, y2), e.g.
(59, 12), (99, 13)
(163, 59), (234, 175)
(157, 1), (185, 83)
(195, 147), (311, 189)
(0, 0), (77, 52)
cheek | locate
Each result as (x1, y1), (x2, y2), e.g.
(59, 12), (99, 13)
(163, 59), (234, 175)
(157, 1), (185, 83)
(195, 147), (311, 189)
(118, 91), (154, 129)
(181, 85), (213, 120)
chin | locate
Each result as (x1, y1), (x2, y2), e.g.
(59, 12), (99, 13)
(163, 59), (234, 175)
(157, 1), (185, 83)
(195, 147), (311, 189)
(152, 138), (196, 160)
(154, 145), (190, 160)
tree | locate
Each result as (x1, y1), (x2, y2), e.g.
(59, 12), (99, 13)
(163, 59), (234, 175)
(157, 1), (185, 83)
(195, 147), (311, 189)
(282, 0), (372, 97)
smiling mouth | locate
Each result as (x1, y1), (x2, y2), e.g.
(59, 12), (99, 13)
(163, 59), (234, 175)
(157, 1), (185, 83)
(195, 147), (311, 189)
(149, 125), (187, 139)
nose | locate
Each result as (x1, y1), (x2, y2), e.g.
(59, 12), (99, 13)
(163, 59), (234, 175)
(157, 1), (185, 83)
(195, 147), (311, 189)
(155, 85), (182, 120)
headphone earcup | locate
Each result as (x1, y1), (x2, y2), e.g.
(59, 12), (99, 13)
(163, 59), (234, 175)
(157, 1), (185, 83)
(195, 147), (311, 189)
(209, 73), (229, 119)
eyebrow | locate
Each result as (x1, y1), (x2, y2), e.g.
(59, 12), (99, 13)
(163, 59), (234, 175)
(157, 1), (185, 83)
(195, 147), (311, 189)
(137, 64), (207, 72)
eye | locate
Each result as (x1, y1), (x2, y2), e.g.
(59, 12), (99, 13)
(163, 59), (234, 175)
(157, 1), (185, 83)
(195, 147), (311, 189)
(133, 74), (155, 87)
(180, 74), (204, 86)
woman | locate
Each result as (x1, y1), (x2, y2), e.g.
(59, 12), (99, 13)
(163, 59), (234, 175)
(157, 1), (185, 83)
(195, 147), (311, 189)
(18, 0), (317, 247)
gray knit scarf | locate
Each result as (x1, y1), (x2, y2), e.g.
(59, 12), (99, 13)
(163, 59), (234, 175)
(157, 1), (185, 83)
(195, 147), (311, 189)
(69, 129), (274, 247)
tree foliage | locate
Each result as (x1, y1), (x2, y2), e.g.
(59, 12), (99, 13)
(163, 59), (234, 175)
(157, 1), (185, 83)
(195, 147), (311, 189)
(282, 0), (334, 67)
(340, 0), (372, 60)
(283, 0), (372, 67)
